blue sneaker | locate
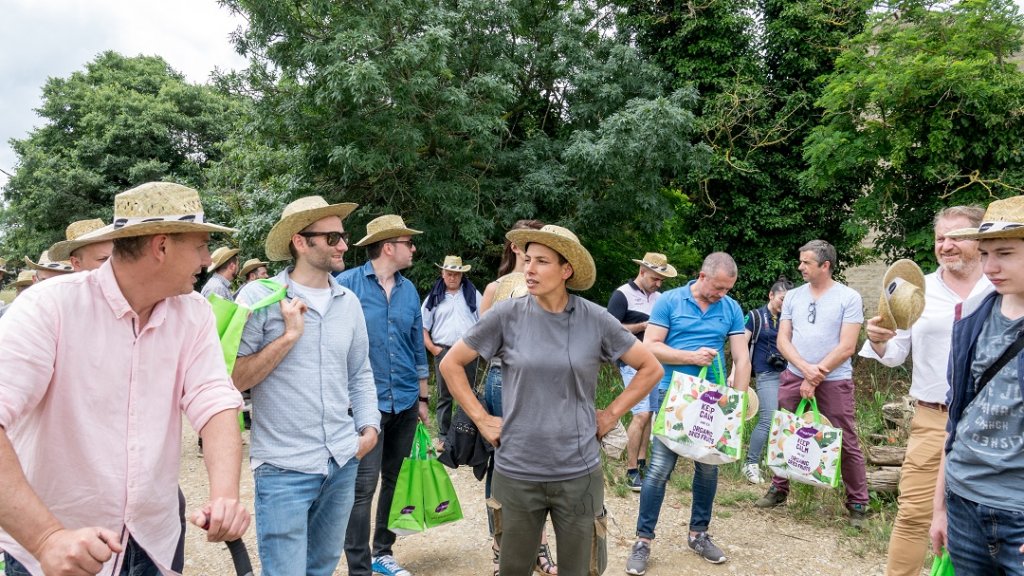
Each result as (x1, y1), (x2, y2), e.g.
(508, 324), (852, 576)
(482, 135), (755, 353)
(626, 469), (643, 492)
(372, 555), (412, 576)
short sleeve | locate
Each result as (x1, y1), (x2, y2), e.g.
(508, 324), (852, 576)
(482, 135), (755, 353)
(607, 290), (628, 321)
(599, 307), (639, 362)
(843, 289), (865, 324)
(727, 300), (745, 335)
(237, 282), (272, 357)
(648, 293), (672, 328)
(781, 289), (795, 321)
(463, 300), (508, 359)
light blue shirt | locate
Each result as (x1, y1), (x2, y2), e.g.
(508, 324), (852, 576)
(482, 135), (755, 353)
(237, 269), (380, 475)
(781, 282), (863, 381)
(648, 280), (745, 390)
(336, 260), (430, 413)
(421, 289), (482, 347)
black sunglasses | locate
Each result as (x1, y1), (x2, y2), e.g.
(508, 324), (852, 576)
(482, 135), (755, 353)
(808, 301), (817, 324)
(298, 231), (349, 246)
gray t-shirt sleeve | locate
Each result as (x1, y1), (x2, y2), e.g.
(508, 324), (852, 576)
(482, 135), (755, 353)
(464, 299), (509, 359)
(598, 306), (639, 363)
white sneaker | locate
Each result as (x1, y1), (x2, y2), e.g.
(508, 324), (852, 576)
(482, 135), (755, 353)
(742, 463), (763, 484)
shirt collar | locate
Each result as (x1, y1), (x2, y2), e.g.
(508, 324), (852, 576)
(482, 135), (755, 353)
(98, 259), (168, 327)
(275, 267), (347, 298)
(361, 259), (405, 285)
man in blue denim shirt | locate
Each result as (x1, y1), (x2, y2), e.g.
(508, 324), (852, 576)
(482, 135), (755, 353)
(234, 196), (381, 576)
(337, 214), (430, 576)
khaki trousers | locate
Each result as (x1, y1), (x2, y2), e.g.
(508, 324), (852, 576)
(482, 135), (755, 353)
(885, 404), (948, 576)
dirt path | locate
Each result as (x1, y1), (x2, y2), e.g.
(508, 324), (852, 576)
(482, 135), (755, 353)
(180, 425), (889, 575)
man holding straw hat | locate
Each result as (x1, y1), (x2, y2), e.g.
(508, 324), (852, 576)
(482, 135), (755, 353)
(233, 195), (380, 576)
(859, 206), (990, 576)
(338, 214), (429, 576)
(0, 181), (248, 576)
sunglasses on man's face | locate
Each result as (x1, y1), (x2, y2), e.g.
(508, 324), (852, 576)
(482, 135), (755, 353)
(298, 231), (349, 246)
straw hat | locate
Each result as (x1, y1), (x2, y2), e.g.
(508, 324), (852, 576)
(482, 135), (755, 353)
(13, 269), (34, 288)
(632, 252), (678, 278)
(207, 247), (241, 273)
(265, 196), (358, 261)
(48, 219), (110, 261)
(505, 225), (596, 291)
(239, 258), (269, 278)
(23, 250), (73, 274)
(744, 388), (759, 421)
(437, 255), (471, 273)
(947, 195), (1024, 240)
(353, 214), (422, 247)
(73, 182), (235, 243)
(877, 259), (926, 331)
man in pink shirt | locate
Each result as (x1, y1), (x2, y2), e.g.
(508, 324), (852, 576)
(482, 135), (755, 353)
(0, 182), (250, 576)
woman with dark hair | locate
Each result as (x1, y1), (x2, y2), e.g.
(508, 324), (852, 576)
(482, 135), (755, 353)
(441, 225), (663, 576)
(737, 276), (794, 484)
(480, 219), (544, 313)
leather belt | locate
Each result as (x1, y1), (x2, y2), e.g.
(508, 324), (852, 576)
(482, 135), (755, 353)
(916, 400), (948, 412)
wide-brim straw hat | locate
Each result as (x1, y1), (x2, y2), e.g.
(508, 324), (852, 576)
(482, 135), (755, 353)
(13, 269), (34, 288)
(744, 388), (759, 421)
(48, 219), (110, 261)
(505, 224), (596, 291)
(73, 182), (235, 244)
(947, 196), (1024, 240)
(354, 214), (422, 247)
(23, 250), (73, 274)
(437, 255), (471, 273)
(207, 247), (240, 273)
(632, 252), (678, 279)
(239, 258), (269, 278)
(265, 196), (358, 261)
(877, 259), (926, 331)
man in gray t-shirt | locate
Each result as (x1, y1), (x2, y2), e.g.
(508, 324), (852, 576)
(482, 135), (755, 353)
(756, 239), (869, 528)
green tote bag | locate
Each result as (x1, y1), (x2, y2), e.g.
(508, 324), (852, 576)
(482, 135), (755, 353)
(208, 279), (287, 374)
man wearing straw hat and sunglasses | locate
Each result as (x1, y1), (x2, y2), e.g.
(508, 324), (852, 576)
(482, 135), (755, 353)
(232, 195), (380, 576)
(337, 214), (429, 576)
(0, 181), (249, 576)
(929, 196), (1024, 575)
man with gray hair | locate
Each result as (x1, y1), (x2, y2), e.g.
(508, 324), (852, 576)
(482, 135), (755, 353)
(627, 252), (751, 572)
(755, 239), (868, 528)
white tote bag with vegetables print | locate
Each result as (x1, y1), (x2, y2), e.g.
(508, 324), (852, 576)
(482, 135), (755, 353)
(652, 364), (746, 465)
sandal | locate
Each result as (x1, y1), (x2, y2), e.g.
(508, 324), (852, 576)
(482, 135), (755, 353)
(492, 543), (500, 576)
(535, 543), (557, 576)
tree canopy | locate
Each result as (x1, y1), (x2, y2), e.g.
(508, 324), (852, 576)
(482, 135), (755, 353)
(0, 51), (244, 259)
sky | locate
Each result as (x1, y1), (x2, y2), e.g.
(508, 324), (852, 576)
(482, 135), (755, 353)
(0, 0), (249, 188)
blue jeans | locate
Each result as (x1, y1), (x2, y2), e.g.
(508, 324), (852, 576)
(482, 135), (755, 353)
(745, 371), (780, 466)
(5, 536), (158, 576)
(636, 388), (719, 538)
(946, 489), (1024, 575)
(254, 457), (360, 576)
(484, 364), (503, 535)
(345, 405), (420, 576)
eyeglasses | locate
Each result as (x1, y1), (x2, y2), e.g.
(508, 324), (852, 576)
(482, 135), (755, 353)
(808, 301), (817, 324)
(298, 231), (349, 246)
(387, 240), (415, 248)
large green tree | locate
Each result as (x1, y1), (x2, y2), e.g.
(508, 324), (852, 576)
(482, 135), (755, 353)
(805, 0), (1024, 266)
(620, 0), (870, 308)
(212, 0), (709, 295)
(0, 51), (244, 260)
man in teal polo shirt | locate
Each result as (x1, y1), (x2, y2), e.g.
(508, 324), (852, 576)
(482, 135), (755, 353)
(626, 252), (750, 573)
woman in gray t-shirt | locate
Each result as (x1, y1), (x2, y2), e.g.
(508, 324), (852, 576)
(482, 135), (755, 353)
(441, 224), (663, 576)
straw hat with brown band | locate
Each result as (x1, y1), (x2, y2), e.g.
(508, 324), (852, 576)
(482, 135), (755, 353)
(13, 269), (35, 288)
(632, 252), (678, 279)
(505, 225), (596, 291)
(436, 255), (471, 273)
(946, 195), (1024, 240)
(207, 247), (241, 274)
(23, 250), (74, 274)
(264, 196), (359, 261)
(239, 258), (269, 278)
(876, 259), (926, 331)
(353, 214), (422, 247)
(48, 219), (111, 262)
(71, 182), (236, 245)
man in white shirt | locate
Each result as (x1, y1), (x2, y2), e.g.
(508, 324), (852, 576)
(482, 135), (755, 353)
(859, 206), (989, 576)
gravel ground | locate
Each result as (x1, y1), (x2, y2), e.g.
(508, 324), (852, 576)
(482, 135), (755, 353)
(179, 423), (890, 576)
